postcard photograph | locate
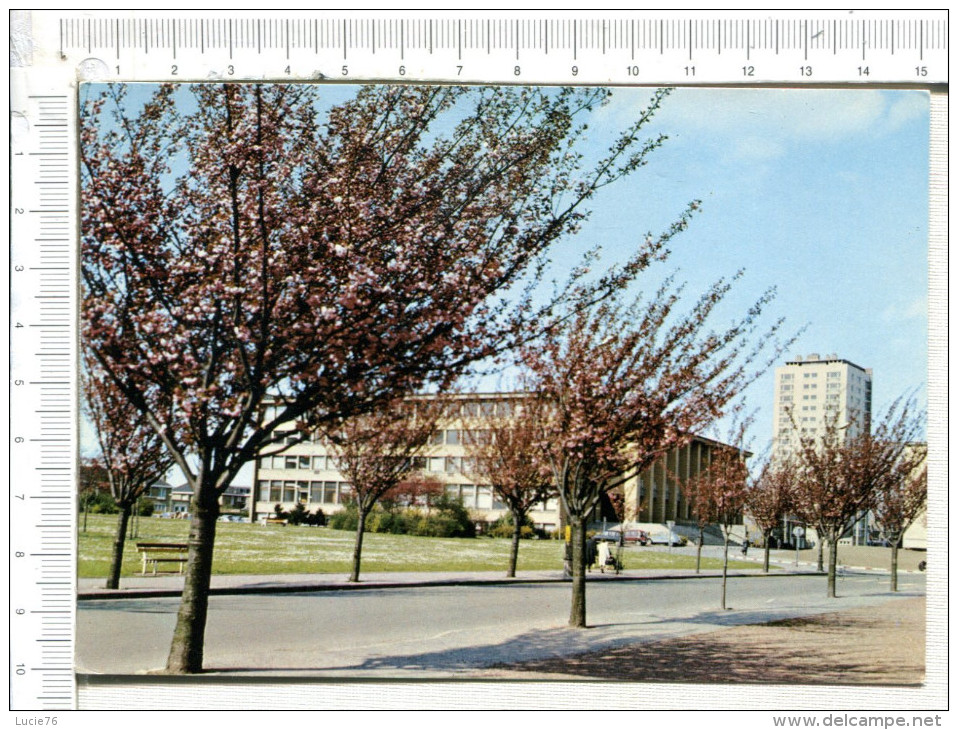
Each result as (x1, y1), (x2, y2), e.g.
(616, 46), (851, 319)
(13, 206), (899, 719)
(75, 82), (930, 699)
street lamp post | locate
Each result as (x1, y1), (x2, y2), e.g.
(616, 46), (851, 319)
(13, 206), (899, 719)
(792, 525), (805, 566)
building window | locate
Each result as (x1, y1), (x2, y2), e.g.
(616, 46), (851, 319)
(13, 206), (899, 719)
(285, 456), (298, 470)
(312, 455), (325, 471)
(429, 457), (444, 473)
(323, 481), (338, 504)
(283, 481), (297, 502)
(258, 480), (270, 501)
(463, 402), (481, 418)
(270, 480), (283, 502)
(445, 456), (460, 474)
(477, 486), (493, 509)
(299, 455), (311, 470)
(460, 485), (476, 507)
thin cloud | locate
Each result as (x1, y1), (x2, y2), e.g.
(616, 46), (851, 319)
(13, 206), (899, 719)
(604, 88), (928, 144)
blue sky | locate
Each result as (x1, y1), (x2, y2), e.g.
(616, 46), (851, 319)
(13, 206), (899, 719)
(82, 84), (930, 479)
(558, 87), (929, 452)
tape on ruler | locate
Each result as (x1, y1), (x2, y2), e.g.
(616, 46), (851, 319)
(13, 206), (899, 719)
(8, 7), (947, 712)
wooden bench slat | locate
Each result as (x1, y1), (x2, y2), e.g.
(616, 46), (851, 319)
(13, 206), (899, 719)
(135, 543), (190, 576)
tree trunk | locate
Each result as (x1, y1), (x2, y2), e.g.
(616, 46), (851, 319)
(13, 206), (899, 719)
(762, 529), (771, 573)
(890, 537), (900, 593)
(721, 529), (729, 610)
(827, 537), (839, 598)
(507, 508), (522, 578)
(165, 492), (220, 674)
(350, 508), (368, 583)
(104, 503), (132, 589)
(817, 538), (825, 573)
(569, 517), (587, 628)
(696, 526), (704, 574)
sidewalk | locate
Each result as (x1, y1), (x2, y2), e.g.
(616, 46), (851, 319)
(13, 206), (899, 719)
(77, 563), (834, 600)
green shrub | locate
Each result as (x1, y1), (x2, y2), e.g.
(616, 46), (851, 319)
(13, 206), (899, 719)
(328, 503), (359, 531)
(368, 510), (412, 535)
(487, 512), (536, 539)
(326, 496), (476, 538)
(411, 495), (475, 538)
(136, 500), (155, 517)
(288, 502), (311, 525)
(85, 491), (119, 514)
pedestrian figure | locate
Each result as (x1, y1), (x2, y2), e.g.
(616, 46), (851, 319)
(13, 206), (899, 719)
(586, 537), (597, 572)
(741, 538), (749, 556)
(597, 540), (611, 573)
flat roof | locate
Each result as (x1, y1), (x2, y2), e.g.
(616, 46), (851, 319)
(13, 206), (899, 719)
(782, 357), (869, 373)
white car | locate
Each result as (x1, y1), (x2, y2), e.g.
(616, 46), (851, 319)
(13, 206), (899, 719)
(648, 531), (687, 546)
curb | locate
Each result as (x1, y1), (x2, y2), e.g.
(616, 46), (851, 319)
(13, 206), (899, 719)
(77, 569), (825, 601)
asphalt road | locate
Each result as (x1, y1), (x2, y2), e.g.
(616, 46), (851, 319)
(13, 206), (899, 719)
(77, 571), (924, 677)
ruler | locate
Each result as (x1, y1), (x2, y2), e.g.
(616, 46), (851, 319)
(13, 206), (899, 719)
(24, 10), (952, 84)
(9, 84), (76, 710)
(7, 8), (947, 712)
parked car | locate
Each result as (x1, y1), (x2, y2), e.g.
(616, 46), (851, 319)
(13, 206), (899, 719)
(622, 529), (650, 545)
(593, 530), (622, 543)
(649, 531), (687, 546)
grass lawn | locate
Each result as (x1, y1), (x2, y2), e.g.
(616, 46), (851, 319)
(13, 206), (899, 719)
(78, 513), (764, 578)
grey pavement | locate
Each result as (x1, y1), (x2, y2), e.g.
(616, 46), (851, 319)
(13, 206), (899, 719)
(76, 571), (925, 677)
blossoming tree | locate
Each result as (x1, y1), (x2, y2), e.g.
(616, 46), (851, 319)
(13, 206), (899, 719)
(463, 394), (555, 577)
(790, 398), (925, 597)
(324, 397), (443, 583)
(745, 459), (796, 573)
(681, 432), (750, 609)
(82, 357), (173, 589)
(520, 279), (786, 627)
(870, 443), (927, 592)
(81, 83), (686, 672)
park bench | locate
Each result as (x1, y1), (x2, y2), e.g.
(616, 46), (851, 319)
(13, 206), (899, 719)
(136, 542), (189, 575)
(265, 518), (288, 526)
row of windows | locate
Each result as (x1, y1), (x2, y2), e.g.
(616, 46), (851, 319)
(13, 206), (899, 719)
(260, 455), (331, 471)
(262, 428), (494, 460)
(259, 454), (483, 476)
(256, 479), (558, 513)
(258, 480), (353, 505)
(262, 401), (520, 426)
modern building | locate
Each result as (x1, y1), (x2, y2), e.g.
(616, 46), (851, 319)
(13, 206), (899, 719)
(167, 482), (251, 516)
(772, 353), (872, 457)
(770, 353), (875, 547)
(249, 393), (745, 531)
(143, 480), (174, 513)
